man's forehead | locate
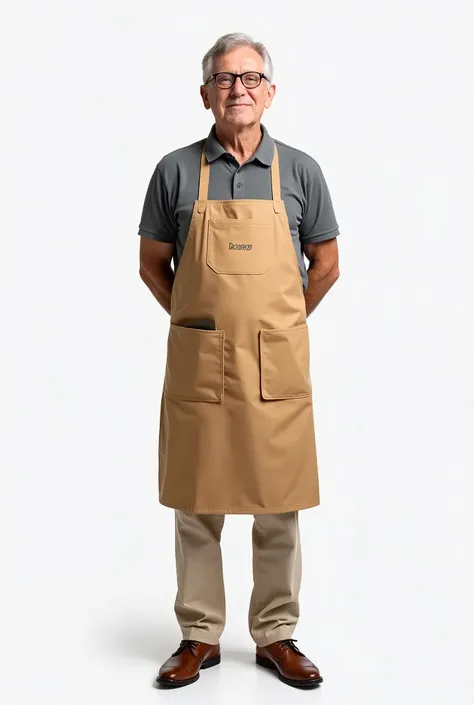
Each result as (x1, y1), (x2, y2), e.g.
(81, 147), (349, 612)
(212, 48), (264, 71)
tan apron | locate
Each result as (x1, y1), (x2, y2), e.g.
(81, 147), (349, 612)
(158, 140), (320, 514)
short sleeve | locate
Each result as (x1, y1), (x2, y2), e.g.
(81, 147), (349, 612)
(137, 165), (177, 243)
(299, 161), (340, 244)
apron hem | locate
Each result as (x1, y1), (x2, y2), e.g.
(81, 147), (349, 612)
(159, 498), (320, 514)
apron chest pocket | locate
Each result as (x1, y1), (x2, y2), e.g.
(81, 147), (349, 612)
(165, 323), (224, 402)
(207, 220), (274, 275)
(259, 323), (312, 400)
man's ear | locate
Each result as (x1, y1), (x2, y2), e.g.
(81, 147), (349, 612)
(200, 85), (210, 110)
(265, 83), (276, 109)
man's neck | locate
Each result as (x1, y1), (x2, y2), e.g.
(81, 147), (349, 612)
(214, 122), (262, 165)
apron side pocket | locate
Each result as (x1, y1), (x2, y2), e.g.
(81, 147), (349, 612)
(165, 323), (224, 402)
(259, 323), (311, 400)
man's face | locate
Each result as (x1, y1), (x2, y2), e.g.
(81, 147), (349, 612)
(200, 46), (276, 128)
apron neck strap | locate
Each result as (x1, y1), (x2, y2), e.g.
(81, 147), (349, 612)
(197, 140), (282, 213)
(198, 146), (211, 202)
(270, 144), (282, 212)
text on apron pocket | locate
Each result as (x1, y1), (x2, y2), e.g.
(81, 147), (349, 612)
(165, 323), (225, 402)
(206, 219), (275, 274)
(258, 323), (312, 400)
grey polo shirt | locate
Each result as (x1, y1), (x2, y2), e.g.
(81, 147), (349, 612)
(137, 123), (339, 292)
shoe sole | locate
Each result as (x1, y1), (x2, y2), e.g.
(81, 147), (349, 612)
(256, 653), (323, 688)
(156, 653), (221, 688)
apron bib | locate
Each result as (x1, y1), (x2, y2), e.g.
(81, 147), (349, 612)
(158, 142), (319, 513)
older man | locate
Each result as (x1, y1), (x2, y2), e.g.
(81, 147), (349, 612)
(138, 33), (340, 689)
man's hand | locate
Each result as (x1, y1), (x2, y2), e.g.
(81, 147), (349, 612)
(139, 238), (175, 315)
(303, 238), (340, 317)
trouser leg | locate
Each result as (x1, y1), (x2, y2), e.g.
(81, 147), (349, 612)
(248, 510), (302, 647)
(174, 509), (226, 645)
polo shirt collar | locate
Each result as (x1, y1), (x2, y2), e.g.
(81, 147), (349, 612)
(204, 122), (274, 166)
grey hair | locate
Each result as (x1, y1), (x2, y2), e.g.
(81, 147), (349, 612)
(201, 33), (273, 85)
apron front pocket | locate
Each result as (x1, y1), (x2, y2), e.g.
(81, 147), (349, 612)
(259, 323), (311, 400)
(165, 323), (224, 402)
(207, 219), (274, 274)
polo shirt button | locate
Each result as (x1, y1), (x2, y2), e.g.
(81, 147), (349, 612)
(236, 183), (242, 188)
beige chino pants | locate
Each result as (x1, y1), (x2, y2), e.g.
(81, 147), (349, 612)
(173, 509), (302, 647)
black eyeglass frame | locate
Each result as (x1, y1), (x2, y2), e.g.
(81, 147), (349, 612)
(205, 71), (270, 89)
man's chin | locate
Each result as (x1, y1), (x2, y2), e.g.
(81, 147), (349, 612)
(221, 113), (255, 127)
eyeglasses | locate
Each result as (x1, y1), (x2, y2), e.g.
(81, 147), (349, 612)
(205, 71), (269, 89)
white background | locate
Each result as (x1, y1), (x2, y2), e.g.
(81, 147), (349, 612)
(1, 1), (472, 703)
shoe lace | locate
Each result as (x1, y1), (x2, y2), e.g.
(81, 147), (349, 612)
(171, 639), (201, 657)
(279, 638), (305, 656)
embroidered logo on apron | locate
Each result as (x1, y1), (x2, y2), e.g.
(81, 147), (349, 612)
(228, 242), (252, 250)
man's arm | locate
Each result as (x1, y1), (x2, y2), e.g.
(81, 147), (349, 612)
(303, 237), (339, 317)
(297, 155), (340, 316)
(139, 237), (175, 316)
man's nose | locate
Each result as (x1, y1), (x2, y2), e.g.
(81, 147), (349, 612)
(230, 77), (246, 95)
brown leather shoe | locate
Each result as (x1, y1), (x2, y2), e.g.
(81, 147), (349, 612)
(156, 639), (221, 688)
(256, 638), (323, 688)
